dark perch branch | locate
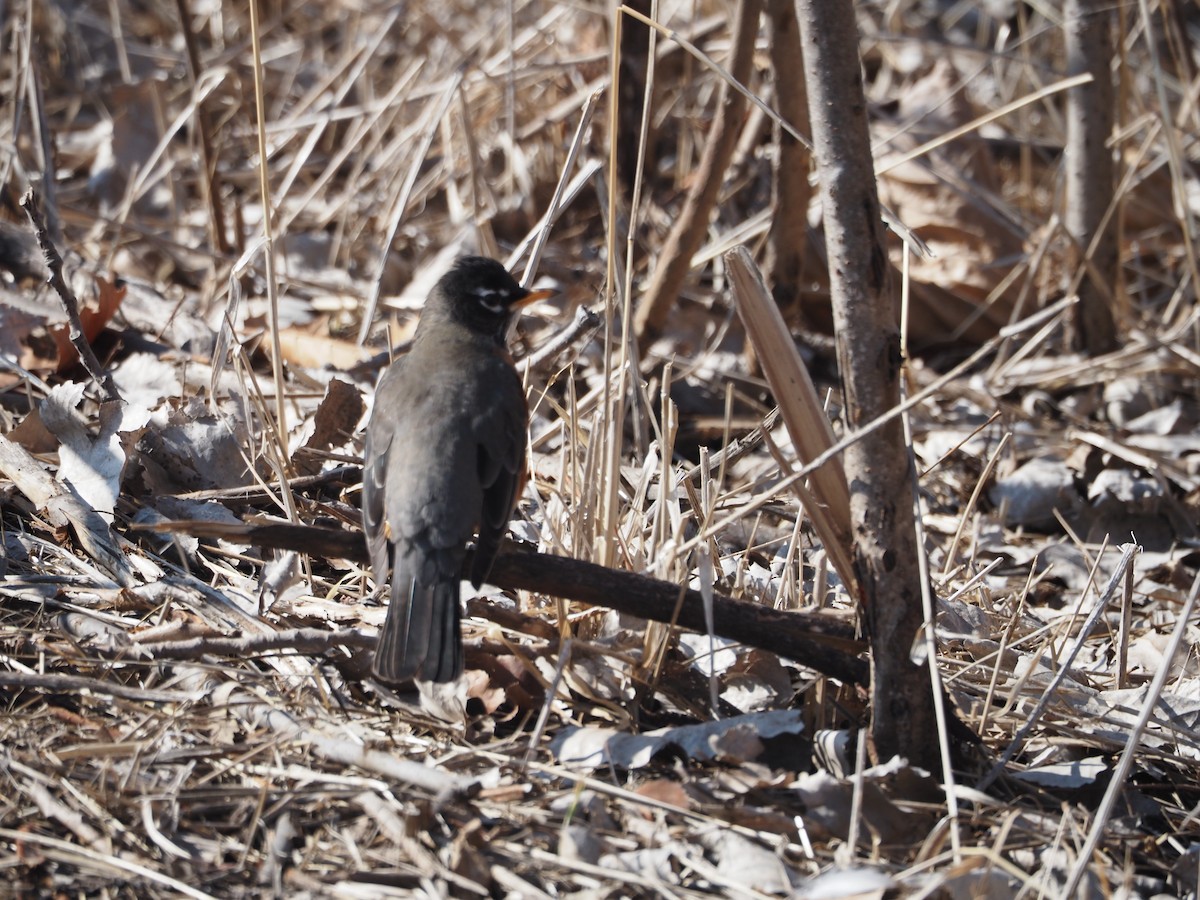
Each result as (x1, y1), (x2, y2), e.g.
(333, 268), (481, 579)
(494, 543), (867, 685)
(140, 518), (869, 685)
(20, 189), (121, 402)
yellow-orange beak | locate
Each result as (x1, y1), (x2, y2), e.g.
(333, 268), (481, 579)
(514, 287), (556, 308)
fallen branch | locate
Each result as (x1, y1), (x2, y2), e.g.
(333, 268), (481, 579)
(0, 671), (200, 704)
(138, 518), (869, 685)
(128, 627), (376, 661)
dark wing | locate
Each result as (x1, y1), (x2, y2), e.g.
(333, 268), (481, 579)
(361, 381), (396, 585)
(367, 356), (475, 684)
(468, 357), (528, 587)
(364, 342), (523, 683)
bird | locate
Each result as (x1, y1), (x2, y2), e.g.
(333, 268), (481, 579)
(362, 256), (553, 684)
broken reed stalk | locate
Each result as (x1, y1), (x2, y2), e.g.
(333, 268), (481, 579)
(247, 0), (289, 469)
(725, 246), (856, 596)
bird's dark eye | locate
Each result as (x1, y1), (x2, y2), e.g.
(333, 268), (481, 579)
(473, 287), (508, 313)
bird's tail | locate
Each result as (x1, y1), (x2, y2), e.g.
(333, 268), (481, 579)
(372, 574), (462, 684)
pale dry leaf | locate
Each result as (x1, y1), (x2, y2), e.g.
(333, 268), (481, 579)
(793, 866), (894, 900)
(936, 868), (1024, 900)
(1123, 401), (1186, 437)
(557, 823), (604, 865)
(678, 631), (740, 677)
(988, 455), (1081, 529)
(139, 410), (252, 492)
(597, 844), (682, 884)
(275, 328), (372, 371)
(41, 384), (153, 519)
(550, 709), (805, 770)
(259, 551), (307, 612)
(1124, 631), (1200, 681)
(111, 352), (183, 413)
(708, 723), (764, 764)
(704, 828), (799, 894)
(1103, 375), (1156, 427)
(722, 650), (792, 713)
(1010, 756), (1106, 788)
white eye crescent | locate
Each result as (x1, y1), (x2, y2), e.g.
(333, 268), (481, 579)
(473, 287), (508, 313)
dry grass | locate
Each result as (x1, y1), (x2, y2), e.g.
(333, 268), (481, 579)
(2, 0), (1200, 896)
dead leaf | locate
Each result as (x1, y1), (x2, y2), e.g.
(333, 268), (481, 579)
(275, 327), (372, 370)
(40, 383), (152, 519)
(875, 60), (1023, 347)
(633, 779), (691, 810)
(550, 709), (806, 770)
(294, 378), (363, 475)
(52, 275), (126, 373)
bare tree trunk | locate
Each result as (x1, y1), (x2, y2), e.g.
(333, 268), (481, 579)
(615, 0), (653, 194)
(1065, 0), (1118, 354)
(765, 0), (811, 318)
(634, 0), (762, 344)
(794, 0), (937, 768)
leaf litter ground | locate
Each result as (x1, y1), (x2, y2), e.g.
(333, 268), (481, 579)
(1, 1), (1199, 896)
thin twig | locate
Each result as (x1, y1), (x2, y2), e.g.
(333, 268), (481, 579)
(519, 305), (603, 375)
(19, 189), (120, 402)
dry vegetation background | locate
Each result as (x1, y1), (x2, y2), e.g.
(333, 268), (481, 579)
(2, 0), (1200, 897)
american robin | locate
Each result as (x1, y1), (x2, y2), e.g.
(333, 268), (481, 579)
(362, 256), (553, 683)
